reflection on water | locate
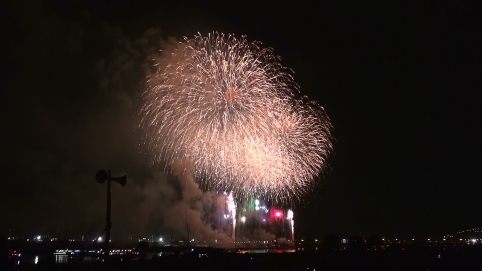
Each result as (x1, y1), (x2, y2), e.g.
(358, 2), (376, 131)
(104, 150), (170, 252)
(55, 254), (68, 263)
(12, 249), (295, 266)
(14, 254), (69, 265)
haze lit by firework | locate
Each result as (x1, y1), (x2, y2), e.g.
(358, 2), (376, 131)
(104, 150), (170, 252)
(141, 32), (333, 202)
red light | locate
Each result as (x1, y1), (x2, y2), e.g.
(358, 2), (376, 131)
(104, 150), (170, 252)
(271, 209), (283, 218)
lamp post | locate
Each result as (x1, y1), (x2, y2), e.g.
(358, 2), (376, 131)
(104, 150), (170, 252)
(96, 169), (126, 261)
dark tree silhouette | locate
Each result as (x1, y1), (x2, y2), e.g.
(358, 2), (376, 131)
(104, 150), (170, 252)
(322, 233), (339, 251)
(0, 236), (7, 269)
(367, 234), (383, 247)
(348, 235), (365, 251)
(136, 241), (149, 259)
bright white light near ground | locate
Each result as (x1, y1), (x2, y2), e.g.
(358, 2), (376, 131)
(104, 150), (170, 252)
(241, 216), (246, 223)
(159, 238), (163, 242)
(287, 209), (294, 220)
(35, 256), (38, 264)
(98, 237), (102, 242)
(255, 199), (259, 206)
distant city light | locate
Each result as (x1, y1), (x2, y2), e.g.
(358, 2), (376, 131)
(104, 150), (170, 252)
(241, 216), (246, 223)
(98, 237), (102, 242)
(159, 238), (163, 242)
(255, 199), (260, 206)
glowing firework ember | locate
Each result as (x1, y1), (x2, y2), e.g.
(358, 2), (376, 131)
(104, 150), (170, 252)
(141, 32), (332, 201)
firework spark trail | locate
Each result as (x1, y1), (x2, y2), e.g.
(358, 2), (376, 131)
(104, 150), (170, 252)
(141, 32), (333, 202)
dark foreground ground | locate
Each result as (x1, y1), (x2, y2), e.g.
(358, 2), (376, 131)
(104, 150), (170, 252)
(3, 245), (482, 271)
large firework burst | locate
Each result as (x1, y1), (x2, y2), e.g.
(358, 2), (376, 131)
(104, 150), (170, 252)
(141, 32), (332, 202)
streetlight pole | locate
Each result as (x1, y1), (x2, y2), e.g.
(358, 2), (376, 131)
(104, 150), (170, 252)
(96, 169), (126, 261)
(105, 169), (111, 260)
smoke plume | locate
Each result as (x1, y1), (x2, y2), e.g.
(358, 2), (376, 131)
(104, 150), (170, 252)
(142, 159), (234, 247)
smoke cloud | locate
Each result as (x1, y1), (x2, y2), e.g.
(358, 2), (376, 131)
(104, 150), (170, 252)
(142, 159), (234, 247)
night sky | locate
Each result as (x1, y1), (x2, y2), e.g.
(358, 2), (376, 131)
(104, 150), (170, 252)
(1, 0), (480, 240)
